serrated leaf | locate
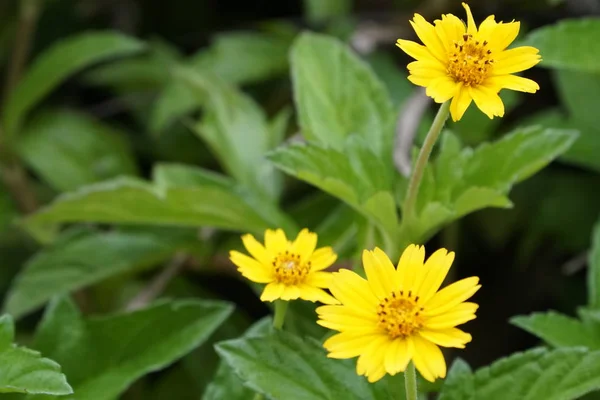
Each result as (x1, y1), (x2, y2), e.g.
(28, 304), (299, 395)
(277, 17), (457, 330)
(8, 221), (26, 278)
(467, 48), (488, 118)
(17, 110), (138, 192)
(32, 297), (233, 400)
(525, 18), (600, 73)
(589, 219), (600, 309)
(269, 138), (398, 241)
(2, 31), (145, 140)
(439, 347), (600, 400)
(4, 226), (197, 318)
(25, 164), (295, 234)
(511, 312), (600, 349)
(0, 315), (72, 395)
(216, 330), (394, 400)
(177, 68), (283, 200)
(291, 32), (396, 158)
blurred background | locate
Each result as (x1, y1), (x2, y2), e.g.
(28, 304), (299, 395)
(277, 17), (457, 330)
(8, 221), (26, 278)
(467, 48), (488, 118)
(2, 0), (600, 398)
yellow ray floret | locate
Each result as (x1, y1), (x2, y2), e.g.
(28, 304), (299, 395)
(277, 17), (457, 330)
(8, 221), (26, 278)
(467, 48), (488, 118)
(317, 245), (480, 383)
(396, 2), (541, 121)
(229, 228), (339, 304)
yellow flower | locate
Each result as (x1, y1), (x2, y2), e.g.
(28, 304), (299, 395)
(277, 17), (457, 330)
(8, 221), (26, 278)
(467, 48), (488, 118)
(229, 228), (339, 304)
(317, 245), (480, 383)
(396, 2), (541, 121)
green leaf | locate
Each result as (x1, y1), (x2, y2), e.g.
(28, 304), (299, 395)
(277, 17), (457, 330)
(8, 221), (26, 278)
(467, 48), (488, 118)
(525, 18), (600, 73)
(4, 226), (197, 318)
(216, 330), (392, 400)
(33, 297), (233, 400)
(177, 68), (283, 200)
(439, 347), (600, 400)
(511, 312), (600, 349)
(407, 127), (578, 243)
(26, 164), (295, 234)
(17, 110), (138, 192)
(290, 32), (396, 159)
(2, 31), (145, 140)
(303, 0), (351, 22)
(589, 218), (600, 309)
(0, 315), (72, 395)
(269, 137), (398, 241)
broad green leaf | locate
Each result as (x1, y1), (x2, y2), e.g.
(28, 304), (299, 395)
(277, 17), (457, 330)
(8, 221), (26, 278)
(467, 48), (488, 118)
(26, 164), (295, 234)
(177, 68), (283, 200)
(407, 127), (578, 243)
(554, 70), (600, 128)
(269, 137), (398, 242)
(150, 80), (197, 133)
(0, 315), (72, 395)
(441, 358), (473, 399)
(439, 347), (600, 400)
(4, 226), (197, 318)
(33, 297), (233, 400)
(590, 219), (600, 309)
(2, 32), (145, 140)
(303, 0), (351, 22)
(216, 330), (393, 400)
(17, 110), (138, 192)
(291, 32), (396, 158)
(511, 312), (600, 348)
(525, 18), (600, 73)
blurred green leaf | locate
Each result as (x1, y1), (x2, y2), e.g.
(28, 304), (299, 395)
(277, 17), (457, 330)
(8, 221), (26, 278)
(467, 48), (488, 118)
(17, 110), (138, 192)
(2, 31), (145, 140)
(0, 315), (72, 395)
(30, 297), (233, 400)
(4, 226), (197, 318)
(269, 136), (398, 244)
(439, 347), (600, 400)
(291, 32), (396, 160)
(525, 18), (600, 73)
(177, 68), (283, 200)
(407, 127), (578, 242)
(366, 52), (413, 107)
(303, 0), (351, 22)
(590, 218), (600, 309)
(511, 311), (600, 348)
(216, 330), (393, 400)
(26, 164), (295, 234)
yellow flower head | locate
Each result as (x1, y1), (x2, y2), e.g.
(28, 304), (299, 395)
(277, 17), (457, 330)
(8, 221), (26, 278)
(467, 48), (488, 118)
(229, 228), (339, 304)
(396, 2), (541, 121)
(317, 245), (480, 383)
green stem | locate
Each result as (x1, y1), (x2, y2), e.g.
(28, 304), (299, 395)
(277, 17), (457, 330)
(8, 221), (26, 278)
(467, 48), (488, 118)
(402, 101), (450, 223)
(272, 300), (289, 330)
(404, 361), (418, 400)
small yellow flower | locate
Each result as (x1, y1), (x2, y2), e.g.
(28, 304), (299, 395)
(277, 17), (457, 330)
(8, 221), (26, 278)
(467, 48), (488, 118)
(229, 228), (339, 304)
(317, 245), (480, 383)
(396, 2), (541, 121)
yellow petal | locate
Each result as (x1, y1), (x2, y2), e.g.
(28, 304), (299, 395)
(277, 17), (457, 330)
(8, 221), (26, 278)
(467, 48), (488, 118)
(309, 247), (337, 271)
(306, 271), (333, 288)
(492, 46), (541, 75)
(241, 234), (271, 265)
(356, 335), (390, 382)
(229, 251), (272, 283)
(469, 85), (505, 119)
(425, 277), (480, 314)
(425, 302), (478, 329)
(264, 229), (288, 253)
(297, 284), (339, 304)
(408, 59), (446, 75)
(434, 14), (464, 51)
(292, 228), (317, 262)
(317, 304), (378, 324)
(384, 338), (412, 375)
(363, 248), (398, 299)
(396, 39), (433, 61)
(415, 248), (455, 303)
(411, 335), (447, 382)
(408, 74), (434, 87)
(462, 2), (477, 35)
(329, 269), (379, 316)
(488, 21), (520, 51)
(396, 244), (426, 292)
(324, 331), (383, 358)
(419, 327), (472, 348)
(410, 14), (448, 62)
(260, 282), (285, 301)
(486, 75), (539, 93)
(476, 15), (498, 39)
(426, 76), (459, 103)
(280, 285), (301, 301)
(449, 84), (472, 121)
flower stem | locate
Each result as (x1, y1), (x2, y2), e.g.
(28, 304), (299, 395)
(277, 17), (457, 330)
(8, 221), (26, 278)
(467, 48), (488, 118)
(404, 361), (418, 400)
(402, 101), (450, 222)
(272, 300), (289, 330)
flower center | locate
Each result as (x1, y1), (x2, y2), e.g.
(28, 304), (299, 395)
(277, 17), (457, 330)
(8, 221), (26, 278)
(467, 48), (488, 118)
(377, 291), (424, 339)
(272, 251), (310, 285)
(447, 34), (494, 86)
